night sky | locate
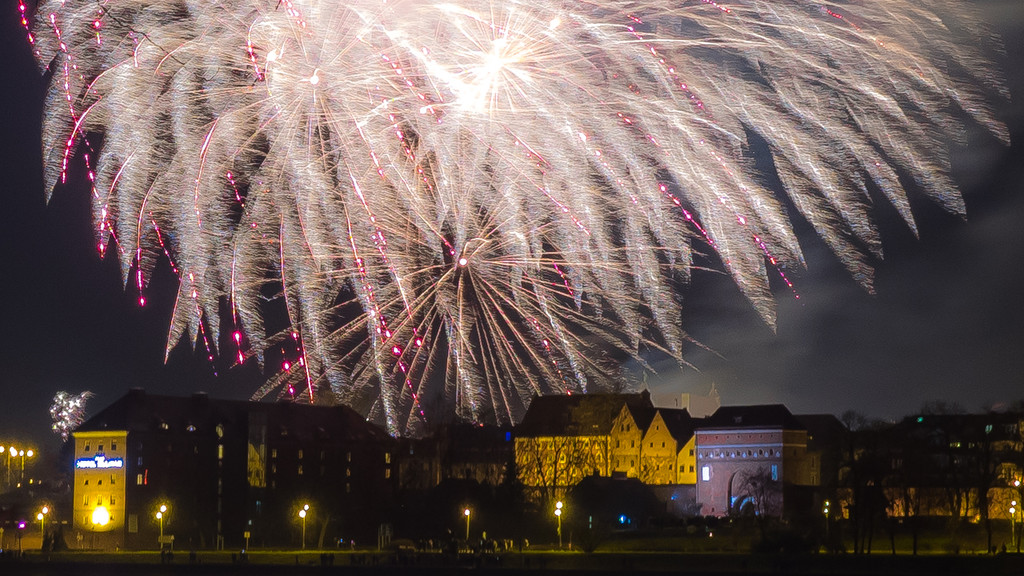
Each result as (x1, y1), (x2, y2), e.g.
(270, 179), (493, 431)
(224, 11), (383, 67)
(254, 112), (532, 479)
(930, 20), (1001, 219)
(1, 1), (1022, 451)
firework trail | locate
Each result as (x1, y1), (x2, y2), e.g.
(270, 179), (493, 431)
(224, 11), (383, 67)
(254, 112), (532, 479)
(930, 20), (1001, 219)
(50, 390), (93, 441)
(27, 0), (1007, 435)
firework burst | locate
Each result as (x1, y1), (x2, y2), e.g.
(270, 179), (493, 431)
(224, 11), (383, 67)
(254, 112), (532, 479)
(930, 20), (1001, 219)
(50, 390), (93, 441)
(28, 0), (1007, 435)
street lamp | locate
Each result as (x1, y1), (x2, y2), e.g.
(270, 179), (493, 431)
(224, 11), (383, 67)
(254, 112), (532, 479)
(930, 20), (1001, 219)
(463, 508), (471, 541)
(823, 500), (831, 548)
(156, 504), (167, 546)
(1011, 501), (1018, 551)
(1015, 480), (1022, 554)
(554, 501), (563, 549)
(299, 504), (309, 550)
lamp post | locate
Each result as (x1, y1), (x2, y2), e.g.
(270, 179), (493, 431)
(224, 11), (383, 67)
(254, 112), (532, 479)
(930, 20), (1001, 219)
(299, 504), (309, 550)
(463, 508), (471, 541)
(823, 500), (831, 549)
(16, 449), (33, 487)
(156, 504), (167, 547)
(554, 501), (563, 549)
(1011, 502), (1017, 551)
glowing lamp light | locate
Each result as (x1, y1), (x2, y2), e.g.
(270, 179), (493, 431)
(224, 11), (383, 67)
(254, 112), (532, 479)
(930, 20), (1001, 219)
(92, 506), (110, 526)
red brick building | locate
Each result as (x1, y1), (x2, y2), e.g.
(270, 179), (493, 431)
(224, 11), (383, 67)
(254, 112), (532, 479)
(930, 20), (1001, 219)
(695, 405), (819, 517)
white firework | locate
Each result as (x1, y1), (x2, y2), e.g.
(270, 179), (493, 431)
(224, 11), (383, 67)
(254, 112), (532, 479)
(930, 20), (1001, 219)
(29, 0), (1007, 435)
(50, 390), (93, 441)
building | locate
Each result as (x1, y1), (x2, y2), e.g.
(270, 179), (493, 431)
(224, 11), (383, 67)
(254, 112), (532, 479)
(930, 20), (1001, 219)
(515, 392), (654, 502)
(695, 405), (820, 518)
(71, 390), (397, 550)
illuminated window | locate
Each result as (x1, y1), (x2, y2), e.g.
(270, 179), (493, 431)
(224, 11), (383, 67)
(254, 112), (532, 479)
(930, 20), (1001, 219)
(298, 449), (304, 459)
(701, 466), (710, 482)
(346, 468), (351, 477)
(271, 449), (277, 458)
(218, 445), (224, 460)
(385, 469), (391, 479)
(298, 465), (304, 475)
(385, 452), (391, 464)
(346, 452), (352, 462)
(136, 474), (143, 485)
(771, 464), (778, 481)
(346, 483), (351, 493)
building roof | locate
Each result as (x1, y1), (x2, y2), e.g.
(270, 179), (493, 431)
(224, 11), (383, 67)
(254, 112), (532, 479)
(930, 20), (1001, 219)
(76, 388), (390, 443)
(699, 404), (805, 431)
(516, 391), (653, 437)
(655, 408), (700, 446)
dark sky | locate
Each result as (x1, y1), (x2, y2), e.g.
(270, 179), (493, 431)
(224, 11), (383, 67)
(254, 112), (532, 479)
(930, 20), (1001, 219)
(1, 1), (1022, 451)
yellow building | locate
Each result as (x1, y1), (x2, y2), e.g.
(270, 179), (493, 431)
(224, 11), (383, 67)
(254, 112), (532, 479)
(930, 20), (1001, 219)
(516, 392), (654, 502)
(72, 430), (128, 549)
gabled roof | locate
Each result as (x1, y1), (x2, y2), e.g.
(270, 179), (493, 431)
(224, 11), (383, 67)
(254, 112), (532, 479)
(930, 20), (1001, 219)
(655, 408), (700, 445)
(700, 404), (805, 431)
(516, 392), (653, 437)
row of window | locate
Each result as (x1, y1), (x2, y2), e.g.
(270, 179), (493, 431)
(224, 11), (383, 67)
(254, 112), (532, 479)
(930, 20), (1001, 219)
(83, 476), (117, 486)
(698, 448), (780, 459)
(83, 495), (116, 506)
(82, 442), (117, 453)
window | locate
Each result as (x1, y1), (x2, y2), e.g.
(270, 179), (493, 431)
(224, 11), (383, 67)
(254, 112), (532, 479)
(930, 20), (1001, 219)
(385, 452), (391, 464)
(346, 452), (352, 462)
(616, 440), (620, 448)
(689, 465), (694, 473)
(650, 442), (654, 448)
(679, 465), (684, 472)
(136, 474), (143, 485)
(110, 496), (116, 505)
(138, 457), (143, 466)
(112, 442), (117, 451)
(98, 479), (103, 486)
(346, 483), (351, 493)
(701, 466), (710, 482)
(84, 479), (89, 486)
(385, 469), (391, 479)
(689, 449), (694, 456)
(630, 440), (635, 448)
(218, 444), (224, 460)
(661, 442), (665, 448)
(298, 465), (304, 475)
(298, 449), (304, 459)
(84, 496), (90, 506)
(271, 448), (278, 459)
(85, 443), (91, 452)
(771, 464), (779, 481)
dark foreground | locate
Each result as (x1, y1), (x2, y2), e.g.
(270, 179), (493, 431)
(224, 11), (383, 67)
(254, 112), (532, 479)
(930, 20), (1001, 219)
(3, 551), (1024, 576)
